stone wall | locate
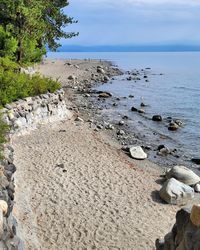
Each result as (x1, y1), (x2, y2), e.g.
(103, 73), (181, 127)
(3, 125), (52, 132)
(0, 145), (23, 249)
(1, 89), (73, 135)
(0, 89), (72, 249)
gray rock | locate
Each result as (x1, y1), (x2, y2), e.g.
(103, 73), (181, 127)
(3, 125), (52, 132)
(166, 165), (200, 186)
(129, 146), (147, 160)
(156, 206), (200, 250)
(97, 68), (105, 74)
(159, 178), (194, 205)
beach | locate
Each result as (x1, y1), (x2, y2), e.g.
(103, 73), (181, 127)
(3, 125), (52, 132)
(12, 59), (180, 249)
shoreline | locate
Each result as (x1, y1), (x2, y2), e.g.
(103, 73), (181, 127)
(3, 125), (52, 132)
(12, 58), (197, 249)
(40, 58), (197, 171)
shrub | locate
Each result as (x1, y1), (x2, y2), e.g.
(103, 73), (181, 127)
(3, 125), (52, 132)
(0, 57), (61, 106)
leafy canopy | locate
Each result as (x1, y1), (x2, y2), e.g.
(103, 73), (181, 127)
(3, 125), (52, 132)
(0, 0), (77, 64)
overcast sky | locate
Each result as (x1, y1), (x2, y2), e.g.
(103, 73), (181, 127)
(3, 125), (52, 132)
(62, 0), (200, 46)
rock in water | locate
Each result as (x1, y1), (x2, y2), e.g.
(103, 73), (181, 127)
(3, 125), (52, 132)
(129, 146), (147, 160)
(159, 178), (194, 205)
(131, 106), (138, 112)
(152, 115), (162, 121)
(98, 92), (112, 98)
(168, 122), (179, 131)
(166, 165), (200, 186)
(192, 158), (200, 165)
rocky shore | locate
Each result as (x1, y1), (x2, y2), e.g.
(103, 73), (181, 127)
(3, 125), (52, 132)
(7, 58), (199, 249)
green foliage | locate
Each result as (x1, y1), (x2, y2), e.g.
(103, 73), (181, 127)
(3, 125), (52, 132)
(0, 0), (78, 64)
(0, 70), (61, 106)
(0, 57), (19, 71)
(0, 112), (9, 159)
(0, 25), (18, 59)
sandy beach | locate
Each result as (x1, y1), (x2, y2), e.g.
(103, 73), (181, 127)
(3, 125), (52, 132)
(12, 59), (179, 250)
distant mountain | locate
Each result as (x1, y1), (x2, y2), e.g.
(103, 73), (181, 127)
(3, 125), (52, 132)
(58, 45), (200, 52)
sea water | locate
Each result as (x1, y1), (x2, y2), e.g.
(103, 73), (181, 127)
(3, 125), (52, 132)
(48, 52), (200, 162)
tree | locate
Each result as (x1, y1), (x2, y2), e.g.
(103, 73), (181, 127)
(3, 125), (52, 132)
(0, 0), (77, 64)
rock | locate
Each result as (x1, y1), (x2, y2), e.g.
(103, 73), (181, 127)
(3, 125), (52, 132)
(68, 75), (76, 80)
(138, 109), (145, 114)
(118, 120), (124, 126)
(174, 119), (183, 126)
(140, 102), (146, 107)
(126, 76), (132, 81)
(131, 106), (138, 112)
(190, 204), (200, 226)
(129, 95), (134, 98)
(98, 92), (112, 98)
(157, 145), (165, 151)
(75, 117), (84, 122)
(192, 158), (200, 165)
(97, 68), (105, 74)
(117, 130), (125, 136)
(0, 200), (8, 216)
(103, 76), (109, 82)
(159, 178), (194, 205)
(166, 165), (200, 186)
(168, 122), (179, 131)
(157, 206), (200, 249)
(152, 115), (162, 122)
(144, 75), (148, 78)
(158, 147), (171, 156)
(105, 124), (114, 130)
(194, 184), (200, 192)
(129, 146), (147, 160)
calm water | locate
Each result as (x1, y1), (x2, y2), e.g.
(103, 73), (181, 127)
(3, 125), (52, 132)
(48, 52), (200, 160)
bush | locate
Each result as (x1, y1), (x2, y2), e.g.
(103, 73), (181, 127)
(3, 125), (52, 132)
(0, 58), (61, 106)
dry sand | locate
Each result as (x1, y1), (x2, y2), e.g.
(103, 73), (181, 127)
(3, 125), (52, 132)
(12, 59), (179, 250)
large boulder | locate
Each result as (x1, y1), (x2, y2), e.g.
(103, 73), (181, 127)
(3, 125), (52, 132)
(156, 205), (200, 250)
(166, 165), (200, 186)
(129, 146), (147, 160)
(159, 178), (194, 205)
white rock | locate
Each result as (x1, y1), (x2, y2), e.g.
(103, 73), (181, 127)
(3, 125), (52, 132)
(129, 146), (147, 160)
(75, 117), (84, 122)
(166, 165), (200, 186)
(194, 184), (200, 193)
(159, 178), (194, 205)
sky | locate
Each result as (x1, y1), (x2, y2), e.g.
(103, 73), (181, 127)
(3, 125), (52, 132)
(62, 0), (200, 47)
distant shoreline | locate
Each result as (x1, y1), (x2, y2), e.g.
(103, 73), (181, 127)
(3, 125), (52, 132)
(54, 45), (200, 53)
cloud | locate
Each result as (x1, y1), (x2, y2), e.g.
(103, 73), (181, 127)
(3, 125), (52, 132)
(72, 0), (200, 7)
